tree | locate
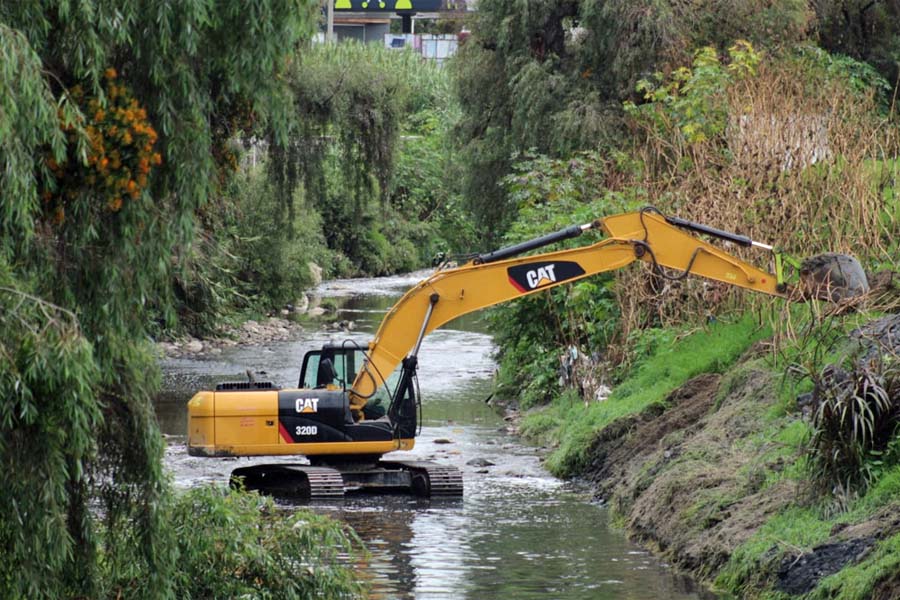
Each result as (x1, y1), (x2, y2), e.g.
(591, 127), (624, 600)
(0, 2), (318, 596)
(452, 0), (814, 240)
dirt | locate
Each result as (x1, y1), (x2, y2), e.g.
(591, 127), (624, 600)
(872, 570), (900, 600)
(776, 538), (875, 595)
(584, 358), (806, 576)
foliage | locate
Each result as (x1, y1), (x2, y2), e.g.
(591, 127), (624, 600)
(270, 42), (467, 276)
(0, 2), (323, 596)
(167, 487), (364, 600)
(0, 265), (102, 599)
(452, 0), (816, 238)
(174, 165), (331, 334)
(390, 109), (476, 261)
(807, 345), (900, 495)
(519, 314), (771, 477)
(489, 151), (636, 407)
(815, 0), (900, 87)
(626, 41), (762, 144)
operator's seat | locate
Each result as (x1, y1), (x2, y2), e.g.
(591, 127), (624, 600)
(315, 358), (338, 389)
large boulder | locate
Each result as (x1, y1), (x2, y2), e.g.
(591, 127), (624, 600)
(307, 262), (323, 287)
(800, 253), (870, 301)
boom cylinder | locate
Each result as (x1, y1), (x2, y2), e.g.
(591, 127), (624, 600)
(475, 222), (594, 264)
(663, 215), (753, 248)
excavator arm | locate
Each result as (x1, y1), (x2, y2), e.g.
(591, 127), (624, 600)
(187, 207), (866, 496)
(348, 208), (786, 411)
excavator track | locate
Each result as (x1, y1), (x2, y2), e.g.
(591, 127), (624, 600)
(231, 464), (345, 499)
(300, 466), (346, 498)
(379, 460), (464, 497)
(230, 460), (462, 498)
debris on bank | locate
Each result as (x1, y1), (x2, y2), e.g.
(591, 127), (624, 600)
(156, 316), (304, 358)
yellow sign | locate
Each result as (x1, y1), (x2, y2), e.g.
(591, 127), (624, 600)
(334, 0), (437, 9)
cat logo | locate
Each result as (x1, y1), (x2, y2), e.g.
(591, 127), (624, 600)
(526, 264), (557, 289)
(507, 260), (586, 294)
(295, 398), (320, 413)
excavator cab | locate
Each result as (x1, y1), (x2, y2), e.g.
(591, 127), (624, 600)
(298, 343), (365, 389)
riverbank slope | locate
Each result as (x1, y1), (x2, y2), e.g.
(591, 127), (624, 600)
(517, 298), (900, 599)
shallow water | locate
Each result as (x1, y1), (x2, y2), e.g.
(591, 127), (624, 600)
(157, 271), (717, 600)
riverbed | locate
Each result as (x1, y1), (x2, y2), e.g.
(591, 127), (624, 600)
(156, 271), (716, 600)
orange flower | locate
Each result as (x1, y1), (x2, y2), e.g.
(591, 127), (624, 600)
(151, 153), (162, 165)
(108, 197), (123, 212)
(105, 67), (117, 79)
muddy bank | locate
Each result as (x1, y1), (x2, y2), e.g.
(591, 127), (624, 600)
(579, 327), (900, 597)
(585, 355), (794, 575)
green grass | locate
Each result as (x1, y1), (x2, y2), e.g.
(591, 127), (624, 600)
(716, 463), (900, 598)
(518, 302), (900, 597)
(811, 532), (900, 600)
(521, 314), (772, 477)
(715, 506), (834, 595)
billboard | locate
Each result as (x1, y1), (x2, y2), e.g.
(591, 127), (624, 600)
(333, 0), (443, 11)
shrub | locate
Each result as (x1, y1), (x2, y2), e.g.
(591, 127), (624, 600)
(168, 486), (364, 599)
(808, 351), (900, 495)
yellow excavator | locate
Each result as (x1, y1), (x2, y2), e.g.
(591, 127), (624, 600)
(186, 207), (868, 497)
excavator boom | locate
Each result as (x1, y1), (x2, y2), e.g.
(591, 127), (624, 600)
(348, 209), (784, 410)
(187, 207), (866, 498)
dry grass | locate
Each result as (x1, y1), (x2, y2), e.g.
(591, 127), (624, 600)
(611, 54), (899, 352)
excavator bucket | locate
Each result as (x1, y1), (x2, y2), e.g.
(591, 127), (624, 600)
(799, 253), (869, 301)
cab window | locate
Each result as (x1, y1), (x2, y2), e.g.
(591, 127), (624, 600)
(299, 348), (367, 389)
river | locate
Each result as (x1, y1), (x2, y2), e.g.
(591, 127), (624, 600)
(156, 271), (716, 600)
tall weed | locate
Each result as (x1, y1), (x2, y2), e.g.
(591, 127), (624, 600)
(617, 43), (898, 341)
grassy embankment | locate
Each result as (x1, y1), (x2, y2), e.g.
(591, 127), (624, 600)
(487, 43), (900, 599)
(516, 303), (900, 599)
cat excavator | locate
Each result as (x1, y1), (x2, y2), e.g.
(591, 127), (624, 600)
(186, 207), (868, 498)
